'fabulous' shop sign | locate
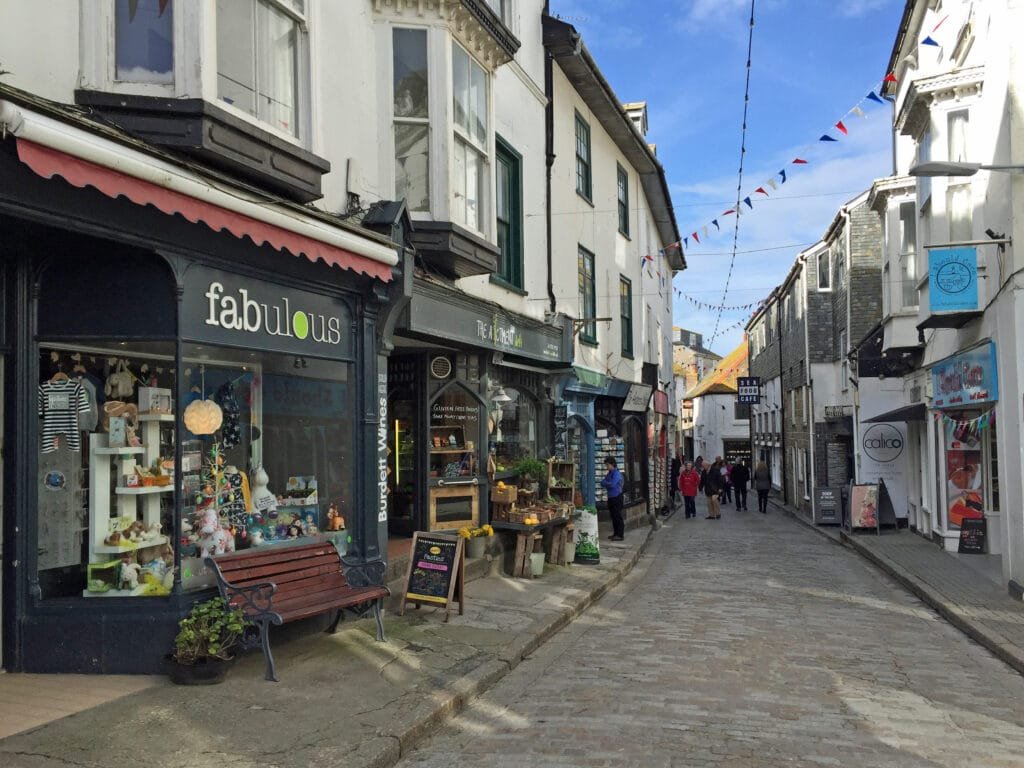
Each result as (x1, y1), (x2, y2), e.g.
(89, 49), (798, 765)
(931, 342), (998, 408)
(181, 265), (354, 358)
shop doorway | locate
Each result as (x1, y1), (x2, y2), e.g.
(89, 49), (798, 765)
(0, 357), (4, 667)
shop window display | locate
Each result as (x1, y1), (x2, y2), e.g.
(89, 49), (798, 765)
(489, 385), (536, 468)
(37, 343), (354, 599)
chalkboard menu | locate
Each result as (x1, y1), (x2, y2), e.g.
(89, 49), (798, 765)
(958, 517), (987, 554)
(399, 532), (465, 620)
(814, 487), (840, 524)
(553, 406), (568, 460)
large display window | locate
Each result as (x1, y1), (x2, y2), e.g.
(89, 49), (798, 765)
(489, 383), (537, 466)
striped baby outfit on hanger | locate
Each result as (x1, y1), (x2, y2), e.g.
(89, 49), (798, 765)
(38, 378), (90, 453)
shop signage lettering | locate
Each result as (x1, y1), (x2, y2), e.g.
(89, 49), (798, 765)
(378, 385), (388, 523)
(861, 423), (904, 463)
(476, 315), (524, 351)
(928, 247), (978, 313)
(205, 282), (343, 345)
(931, 342), (999, 408)
(737, 376), (760, 404)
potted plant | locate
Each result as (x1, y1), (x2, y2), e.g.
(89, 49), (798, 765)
(165, 596), (250, 685)
(512, 457), (547, 494)
(458, 524), (494, 558)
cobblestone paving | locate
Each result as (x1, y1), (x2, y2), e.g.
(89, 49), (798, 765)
(397, 498), (1024, 768)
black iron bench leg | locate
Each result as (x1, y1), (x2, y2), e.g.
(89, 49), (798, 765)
(256, 617), (279, 682)
(326, 609), (343, 634)
(373, 598), (386, 642)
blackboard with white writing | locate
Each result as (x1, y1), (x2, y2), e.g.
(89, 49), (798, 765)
(958, 517), (987, 554)
(399, 532), (464, 620)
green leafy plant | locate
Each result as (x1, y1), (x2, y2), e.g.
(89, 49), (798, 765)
(582, 504), (598, 515)
(173, 597), (250, 665)
(512, 456), (546, 483)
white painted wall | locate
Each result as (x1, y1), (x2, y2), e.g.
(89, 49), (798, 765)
(691, 392), (749, 463)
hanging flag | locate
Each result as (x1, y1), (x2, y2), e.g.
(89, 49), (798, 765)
(743, 197), (752, 209)
(766, 178), (778, 190)
(712, 219), (720, 230)
(866, 91), (885, 104)
(835, 120), (848, 135)
(820, 134), (837, 142)
(883, 72), (898, 83)
(792, 158), (808, 164)
(755, 187), (768, 196)
(683, 237), (689, 248)
(851, 105), (865, 118)
(778, 169), (787, 182)
(921, 36), (939, 46)
(692, 232), (700, 244)
(702, 226), (709, 239)
(723, 209), (735, 216)
(932, 14), (949, 33)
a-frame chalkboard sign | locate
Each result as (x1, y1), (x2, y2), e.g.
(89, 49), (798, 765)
(399, 532), (465, 621)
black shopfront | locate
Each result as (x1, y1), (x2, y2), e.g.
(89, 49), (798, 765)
(0, 136), (398, 673)
(386, 281), (572, 536)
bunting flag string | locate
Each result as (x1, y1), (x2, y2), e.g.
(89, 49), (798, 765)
(932, 408), (996, 435)
(673, 73), (897, 258)
(677, 292), (765, 312)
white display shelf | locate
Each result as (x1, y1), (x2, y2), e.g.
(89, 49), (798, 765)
(82, 585), (149, 598)
(93, 446), (145, 456)
(116, 485), (173, 495)
(94, 534), (169, 554)
(138, 413), (175, 422)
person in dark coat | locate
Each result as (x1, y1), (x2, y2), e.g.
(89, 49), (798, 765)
(731, 459), (750, 511)
(753, 460), (772, 514)
(703, 459), (723, 519)
(669, 449), (683, 509)
(601, 455), (625, 540)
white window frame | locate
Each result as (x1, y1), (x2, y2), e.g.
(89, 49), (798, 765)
(817, 249), (831, 291)
(898, 200), (918, 309)
(451, 40), (491, 237)
(839, 330), (848, 392)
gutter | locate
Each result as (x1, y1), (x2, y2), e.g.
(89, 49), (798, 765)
(543, 0), (559, 314)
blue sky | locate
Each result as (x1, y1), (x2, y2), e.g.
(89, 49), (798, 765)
(548, 0), (906, 356)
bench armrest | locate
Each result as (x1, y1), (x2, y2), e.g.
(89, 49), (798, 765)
(205, 557), (278, 620)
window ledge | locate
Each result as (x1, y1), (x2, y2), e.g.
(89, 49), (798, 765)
(579, 336), (598, 347)
(618, 229), (631, 240)
(489, 275), (527, 295)
(576, 190), (594, 207)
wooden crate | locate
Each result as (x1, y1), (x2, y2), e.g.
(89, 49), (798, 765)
(490, 485), (517, 504)
(512, 531), (543, 578)
(491, 501), (513, 522)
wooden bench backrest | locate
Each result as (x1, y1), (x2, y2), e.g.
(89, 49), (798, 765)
(212, 541), (347, 605)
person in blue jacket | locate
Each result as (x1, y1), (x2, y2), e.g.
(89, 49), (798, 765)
(601, 455), (625, 541)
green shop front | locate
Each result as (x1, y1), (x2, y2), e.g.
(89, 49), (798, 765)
(386, 281), (572, 536)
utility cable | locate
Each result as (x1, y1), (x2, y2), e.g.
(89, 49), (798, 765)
(710, 0), (756, 347)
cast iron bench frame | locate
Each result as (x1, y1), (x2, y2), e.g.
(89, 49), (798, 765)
(206, 539), (389, 681)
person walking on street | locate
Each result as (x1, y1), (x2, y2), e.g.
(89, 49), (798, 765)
(602, 456), (625, 540)
(669, 449), (683, 510)
(731, 459), (750, 511)
(703, 458), (723, 519)
(678, 461), (701, 519)
(753, 460), (772, 514)
(720, 460), (733, 504)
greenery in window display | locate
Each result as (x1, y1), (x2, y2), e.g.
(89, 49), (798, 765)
(511, 456), (546, 484)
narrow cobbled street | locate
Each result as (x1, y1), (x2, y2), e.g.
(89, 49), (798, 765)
(398, 499), (1024, 768)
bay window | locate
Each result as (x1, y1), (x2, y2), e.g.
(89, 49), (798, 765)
(898, 201), (918, 308)
(216, 0), (305, 138)
(452, 42), (489, 234)
(393, 28), (431, 212)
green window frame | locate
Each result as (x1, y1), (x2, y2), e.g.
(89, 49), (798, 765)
(620, 276), (633, 357)
(578, 245), (596, 344)
(617, 164), (629, 236)
(495, 137), (523, 288)
(575, 112), (592, 200)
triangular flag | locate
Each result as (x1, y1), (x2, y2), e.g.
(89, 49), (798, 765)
(692, 232), (700, 244)
(932, 14), (948, 33)
(702, 226), (709, 239)
(723, 209), (735, 216)
(778, 169), (787, 182)
(883, 72), (898, 83)
(851, 105), (865, 118)
(766, 178), (778, 190)
(792, 158), (808, 164)
(866, 91), (885, 104)
(755, 187), (768, 196)
(820, 134), (837, 142)
(683, 237), (689, 248)
(921, 36), (939, 46)
(743, 197), (752, 209)
(835, 121), (848, 135)
(712, 219), (720, 231)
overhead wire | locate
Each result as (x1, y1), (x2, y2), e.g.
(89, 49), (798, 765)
(709, 0), (757, 347)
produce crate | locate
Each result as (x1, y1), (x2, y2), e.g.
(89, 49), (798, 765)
(491, 501), (513, 522)
(490, 485), (518, 504)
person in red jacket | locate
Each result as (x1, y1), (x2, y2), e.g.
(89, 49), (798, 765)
(677, 461), (701, 519)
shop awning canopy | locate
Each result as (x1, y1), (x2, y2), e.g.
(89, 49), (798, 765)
(0, 98), (397, 282)
(862, 403), (927, 423)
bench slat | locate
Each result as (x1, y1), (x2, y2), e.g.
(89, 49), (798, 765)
(222, 555), (342, 586)
(214, 542), (336, 571)
(276, 587), (389, 621)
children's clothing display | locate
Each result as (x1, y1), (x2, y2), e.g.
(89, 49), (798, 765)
(38, 378), (90, 453)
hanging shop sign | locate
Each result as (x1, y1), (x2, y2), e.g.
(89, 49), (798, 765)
(653, 390), (670, 415)
(928, 247), (978, 313)
(621, 383), (653, 412)
(931, 342), (998, 408)
(737, 376), (760, 404)
(399, 532), (465, 620)
(406, 291), (569, 363)
(181, 264), (354, 359)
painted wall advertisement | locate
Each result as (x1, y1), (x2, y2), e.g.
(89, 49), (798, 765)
(857, 379), (908, 519)
(930, 342), (998, 408)
(944, 420), (984, 530)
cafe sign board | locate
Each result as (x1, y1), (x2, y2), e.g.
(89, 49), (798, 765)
(737, 377), (760, 404)
(928, 247), (978, 313)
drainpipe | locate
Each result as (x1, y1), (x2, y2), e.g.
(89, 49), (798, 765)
(777, 297), (788, 504)
(544, 3), (557, 315)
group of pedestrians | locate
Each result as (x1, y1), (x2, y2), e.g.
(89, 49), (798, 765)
(669, 450), (774, 519)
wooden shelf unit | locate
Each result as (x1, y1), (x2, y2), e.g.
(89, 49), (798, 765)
(547, 459), (576, 503)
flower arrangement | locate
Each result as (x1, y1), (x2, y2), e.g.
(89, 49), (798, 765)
(458, 524), (494, 539)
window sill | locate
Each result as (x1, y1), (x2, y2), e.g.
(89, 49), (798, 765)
(489, 275), (527, 295)
(579, 335), (598, 347)
(621, 351), (634, 360)
(576, 190), (594, 207)
(618, 229), (631, 241)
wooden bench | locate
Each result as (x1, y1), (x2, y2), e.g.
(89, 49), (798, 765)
(206, 540), (390, 681)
